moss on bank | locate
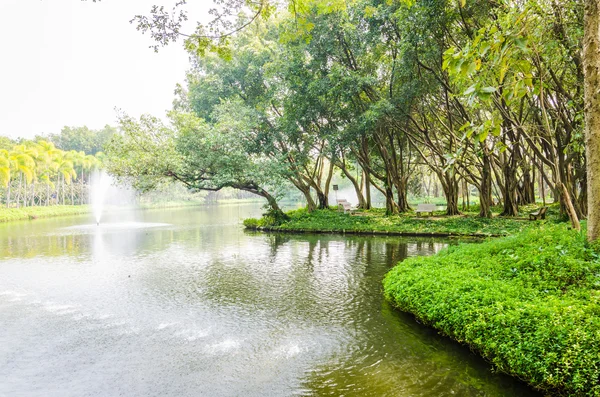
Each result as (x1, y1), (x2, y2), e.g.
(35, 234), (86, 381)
(244, 207), (546, 237)
(383, 224), (600, 396)
(0, 205), (91, 223)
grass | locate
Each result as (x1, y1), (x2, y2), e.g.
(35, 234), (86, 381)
(383, 224), (600, 396)
(243, 203), (559, 237)
(0, 200), (205, 223)
(0, 205), (91, 223)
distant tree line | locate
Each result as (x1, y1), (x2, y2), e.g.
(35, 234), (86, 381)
(0, 125), (113, 208)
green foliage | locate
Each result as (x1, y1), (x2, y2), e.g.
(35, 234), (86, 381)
(0, 140), (103, 207)
(106, 108), (287, 213)
(244, 207), (536, 236)
(243, 217), (260, 229)
(243, 206), (291, 228)
(383, 224), (600, 395)
(46, 125), (115, 155)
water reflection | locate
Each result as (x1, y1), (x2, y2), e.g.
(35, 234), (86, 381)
(0, 205), (538, 397)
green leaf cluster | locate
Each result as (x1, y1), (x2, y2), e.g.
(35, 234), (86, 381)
(384, 224), (600, 396)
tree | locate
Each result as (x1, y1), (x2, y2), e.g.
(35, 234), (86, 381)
(585, 0), (600, 240)
(105, 109), (289, 219)
(46, 125), (116, 155)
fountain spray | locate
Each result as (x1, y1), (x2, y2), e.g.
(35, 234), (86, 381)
(91, 170), (111, 226)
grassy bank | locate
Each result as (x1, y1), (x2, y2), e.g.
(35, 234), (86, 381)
(383, 224), (600, 396)
(243, 206), (550, 237)
(0, 201), (207, 223)
(0, 205), (91, 223)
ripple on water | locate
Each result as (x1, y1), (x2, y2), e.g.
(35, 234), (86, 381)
(61, 222), (171, 233)
(0, 207), (540, 397)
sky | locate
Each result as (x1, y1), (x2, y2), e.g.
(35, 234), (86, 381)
(0, 0), (211, 139)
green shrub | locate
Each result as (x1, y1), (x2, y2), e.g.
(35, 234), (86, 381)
(243, 218), (260, 229)
(383, 224), (600, 396)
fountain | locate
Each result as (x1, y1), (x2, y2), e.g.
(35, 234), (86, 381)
(90, 170), (112, 225)
(61, 170), (169, 232)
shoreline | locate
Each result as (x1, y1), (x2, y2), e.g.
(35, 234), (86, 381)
(0, 201), (207, 224)
(249, 225), (501, 238)
(0, 205), (92, 223)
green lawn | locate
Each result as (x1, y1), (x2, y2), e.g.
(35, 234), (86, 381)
(0, 205), (91, 223)
(244, 203), (558, 237)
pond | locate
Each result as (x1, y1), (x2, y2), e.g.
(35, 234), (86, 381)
(0, 204), (538, 396)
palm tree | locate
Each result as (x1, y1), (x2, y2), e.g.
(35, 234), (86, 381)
(33, 141), (58, 206)
(0, 150), (11, 206)
(8, 145), (36, 208)
(55, 152), (76, 205)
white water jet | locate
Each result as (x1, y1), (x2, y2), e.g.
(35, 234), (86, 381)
(90, 170), (112, 225)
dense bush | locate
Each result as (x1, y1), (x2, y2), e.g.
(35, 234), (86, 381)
(383, 224), (600, 396)
(242, 218), (260, 229)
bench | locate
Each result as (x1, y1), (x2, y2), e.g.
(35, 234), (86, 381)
(415, 203), (437, 216)
(337, 199), (356, 215)
(529, 206), (548, 220)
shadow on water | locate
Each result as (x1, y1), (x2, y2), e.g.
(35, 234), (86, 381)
(0, 205), (540, 397)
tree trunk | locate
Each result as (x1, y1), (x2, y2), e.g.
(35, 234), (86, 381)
(316, 191), (328, 209)
(364, 170), (372, 209)
(384, 183), (399, 215)
(444, 177), (461, 216)
(298, 185), (316, 212)
(500, 154), (519, 216)
(479, 150), (493, 218)
(16, 174), (22, 208)
(586, 0), (600, 240)
(394, 179), (410, 213)
(563, 183), (581, 231)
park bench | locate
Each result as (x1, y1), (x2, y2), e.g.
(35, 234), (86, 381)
(529, 206), (548, 220)
(415, 203), (437, 216)
(337, 199), (356, 215)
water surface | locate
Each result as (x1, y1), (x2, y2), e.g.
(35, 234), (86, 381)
(0, 205), (538, 396)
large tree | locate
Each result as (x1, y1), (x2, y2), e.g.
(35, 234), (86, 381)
(105, 107), (289, 219)
(585, 0), (600, 241)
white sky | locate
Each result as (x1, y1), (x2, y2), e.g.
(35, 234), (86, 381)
(0, 0), (211, 139)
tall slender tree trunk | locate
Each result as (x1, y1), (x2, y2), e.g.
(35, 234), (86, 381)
(539, 162), (546, 206)
(81, 169), (85, 205)
(384, 182), (399, 216)
(16, 174), (22, 208)
(479, 149), (493, 218)
(585, 0), (600, 240)
(364, 170), (372, 209)
(298, 185), (316, 212)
